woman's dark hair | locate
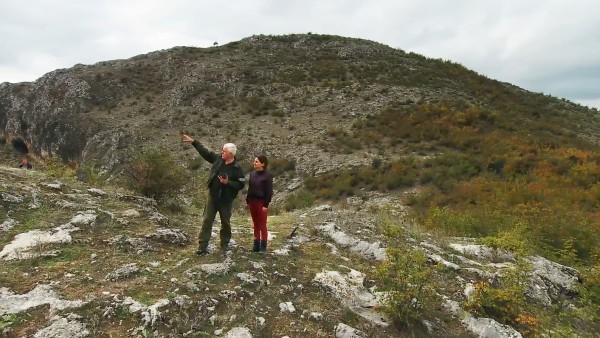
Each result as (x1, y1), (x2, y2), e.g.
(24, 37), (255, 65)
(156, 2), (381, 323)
(256, 154), (268, 168)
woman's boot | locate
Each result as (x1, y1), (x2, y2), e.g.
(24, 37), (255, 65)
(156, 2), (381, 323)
(251, 239), (260, 252)
(260, 240), (268, 252)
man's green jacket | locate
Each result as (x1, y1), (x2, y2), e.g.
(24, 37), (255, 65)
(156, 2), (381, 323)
(192, 140), (245, 203)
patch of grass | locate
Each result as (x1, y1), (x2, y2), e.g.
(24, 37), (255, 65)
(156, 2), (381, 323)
(0, 313), (22, 331)
(45, 244), (93, 265)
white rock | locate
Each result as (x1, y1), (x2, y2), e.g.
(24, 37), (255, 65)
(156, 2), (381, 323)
(448, 243), (513, 262)
(287, 178), (302, 191)
(313, 204), (332, 211)
(0, 218), (17, 231)
(87, 188), (107, 197)
(42, 183), (63, 190)
(444, 299), (522, 338)
(224, 326), (252, 338)
(318, 222), (386, 261)
(0, 284), (87, 315)
(312, 269), (377, 308)
(279, 302), (296, 313)
(428, 253), (461, 270)
(1, 192), (23, 203)
(237, 272), (259, 284)
(0, 224), (78, 261)
(346, 197), (362, 206)
(527, 255), (579, 293)
(105, 263), (140, 281)
(33, 314), (90, 338)
(309, 312), (323, 321)
(70, 212), (97, 226)
(335, 323), (366, 338)
(199, 258), (233, 275)
(122, 209), (140, 218)
(273, 247), (290, 255)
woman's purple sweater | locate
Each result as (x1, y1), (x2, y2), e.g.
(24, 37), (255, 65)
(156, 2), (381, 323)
(246, 169), (273, 207)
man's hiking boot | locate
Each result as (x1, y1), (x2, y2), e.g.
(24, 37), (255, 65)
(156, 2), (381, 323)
(196, 248), (209, 256)
(221, 245), (231, 253)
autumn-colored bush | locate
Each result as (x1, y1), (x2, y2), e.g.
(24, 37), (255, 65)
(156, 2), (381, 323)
(464, 261), (538, 336)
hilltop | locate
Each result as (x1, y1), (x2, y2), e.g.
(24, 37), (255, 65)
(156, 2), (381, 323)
(1, 34), (598, 171)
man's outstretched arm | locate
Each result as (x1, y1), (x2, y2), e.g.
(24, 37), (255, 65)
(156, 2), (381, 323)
(181, 133), (218, 163)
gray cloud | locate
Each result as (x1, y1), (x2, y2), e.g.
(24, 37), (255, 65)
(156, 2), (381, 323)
(1, 0), (598, 109)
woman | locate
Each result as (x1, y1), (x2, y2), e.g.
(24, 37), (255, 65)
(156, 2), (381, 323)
(246, 155), (273, 252)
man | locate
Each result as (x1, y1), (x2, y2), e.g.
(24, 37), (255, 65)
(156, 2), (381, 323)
(18, 157), (32, 169)
(182, 134), (245, 255)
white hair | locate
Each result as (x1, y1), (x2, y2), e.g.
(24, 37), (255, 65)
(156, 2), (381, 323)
(223, 143), (237, 156)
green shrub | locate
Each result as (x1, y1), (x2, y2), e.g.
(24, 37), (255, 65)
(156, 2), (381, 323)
(188, 157), (204, 171)
(76, 164), (110, 187)
(284, 189), (315, 211)
(304, 157), (419, 200)
(425, 207), (483, 236)
(371, 157), (383, 169)
(377, 222), (440, 327)
(269, 158), (296, 176)
(127, 149), (188, 204)
(422, 153), (481, 192)
(480, 221), (532, 256)
(577, 263), (600, 326)
(45, 157), (76, 178)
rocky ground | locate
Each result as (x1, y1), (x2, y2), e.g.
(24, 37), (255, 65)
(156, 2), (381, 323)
(0, 152), (587, 338)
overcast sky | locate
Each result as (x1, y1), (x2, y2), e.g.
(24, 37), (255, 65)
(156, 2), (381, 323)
(1, 0), (599, 109)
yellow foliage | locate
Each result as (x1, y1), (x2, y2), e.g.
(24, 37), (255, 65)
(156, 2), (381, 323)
(533, 160), (554, 178)
(554, 146), (591, 161)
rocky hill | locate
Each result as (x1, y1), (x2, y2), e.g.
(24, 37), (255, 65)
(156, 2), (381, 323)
(1, 34), (600, 337)
(1, 34), (598, 173)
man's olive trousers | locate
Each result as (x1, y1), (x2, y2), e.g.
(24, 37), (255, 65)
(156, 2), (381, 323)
(198, 196), (232, 251)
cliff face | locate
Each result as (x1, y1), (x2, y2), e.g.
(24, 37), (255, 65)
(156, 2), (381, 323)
(0, 73), (93, 161)
(2, 34), (595, 173)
